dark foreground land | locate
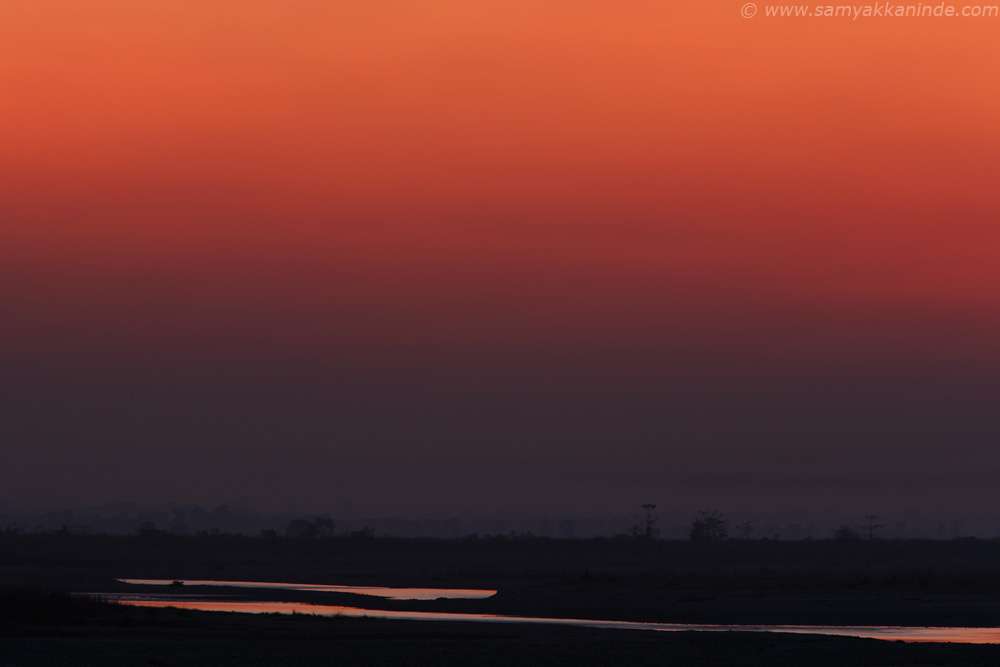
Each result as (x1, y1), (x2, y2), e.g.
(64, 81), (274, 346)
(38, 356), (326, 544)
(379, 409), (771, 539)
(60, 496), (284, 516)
(4, 533), (1000, 665)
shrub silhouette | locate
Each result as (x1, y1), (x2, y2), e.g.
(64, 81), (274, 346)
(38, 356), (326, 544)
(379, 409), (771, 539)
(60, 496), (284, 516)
(689, 510), (727, 541)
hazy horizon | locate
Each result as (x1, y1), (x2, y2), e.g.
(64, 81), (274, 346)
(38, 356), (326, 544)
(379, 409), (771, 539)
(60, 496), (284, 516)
(3, 496), (998, 542)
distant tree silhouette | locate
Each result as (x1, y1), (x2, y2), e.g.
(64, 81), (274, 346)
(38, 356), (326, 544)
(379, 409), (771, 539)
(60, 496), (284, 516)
(285, 519), (318, 540)
(634, 504), (659, 540)
(314, 517), (336, 538)
(346, 526), (374, 540)
(735, 520), (754, 541)
(284, 517), (337, 540)
(834, 524), (862, 541)
(861, 514), (886, 540)
(689, 510), (727, 541)
(137, 521), (161, 537)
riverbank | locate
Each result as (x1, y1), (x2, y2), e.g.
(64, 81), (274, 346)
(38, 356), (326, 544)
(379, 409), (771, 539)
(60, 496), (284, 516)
(5, 563), (999, 629)
(4, 599), (1000, 667)
(5, 535), (1000, 665)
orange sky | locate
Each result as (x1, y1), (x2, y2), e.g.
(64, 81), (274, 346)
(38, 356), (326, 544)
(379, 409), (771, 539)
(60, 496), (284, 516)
(3, 2), (998, 324)
(2, 0), (999, 374)
(1, 1), (999, 513)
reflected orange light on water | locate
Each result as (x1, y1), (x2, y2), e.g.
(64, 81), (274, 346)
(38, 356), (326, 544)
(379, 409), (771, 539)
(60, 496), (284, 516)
(117, 599), (1000, 644)
(118, 578), (496, 600)
(125, 600), (355, 616)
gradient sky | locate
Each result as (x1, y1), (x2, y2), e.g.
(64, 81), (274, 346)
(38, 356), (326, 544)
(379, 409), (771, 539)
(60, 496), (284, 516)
(2, 0), (999, 520)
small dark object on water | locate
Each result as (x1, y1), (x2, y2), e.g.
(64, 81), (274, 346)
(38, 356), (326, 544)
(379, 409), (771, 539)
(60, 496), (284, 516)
(170, 580), (184, 587)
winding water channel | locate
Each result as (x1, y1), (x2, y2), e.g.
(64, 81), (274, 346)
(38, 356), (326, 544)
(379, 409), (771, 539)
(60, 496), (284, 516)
(117, 578), (496, 600)
(113, 579), (1000, 644)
